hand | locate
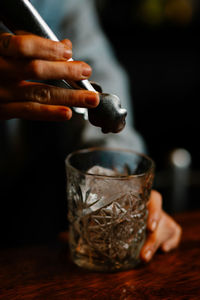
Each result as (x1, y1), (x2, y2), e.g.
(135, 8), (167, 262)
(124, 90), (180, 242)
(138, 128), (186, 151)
(0, 32), (99, 121)
(140, 190), (182, 262)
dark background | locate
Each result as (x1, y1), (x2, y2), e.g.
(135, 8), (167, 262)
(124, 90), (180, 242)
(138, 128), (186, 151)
(0, 0), (199, 247)
(96, 0), (199, 213)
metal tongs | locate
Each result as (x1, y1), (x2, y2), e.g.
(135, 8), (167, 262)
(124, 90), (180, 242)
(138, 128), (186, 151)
(0, 0), (127, 133)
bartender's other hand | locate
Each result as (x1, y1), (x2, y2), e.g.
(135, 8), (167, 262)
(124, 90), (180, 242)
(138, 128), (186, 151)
(0, 32), (99, 121)
(140, 190), (182, 262)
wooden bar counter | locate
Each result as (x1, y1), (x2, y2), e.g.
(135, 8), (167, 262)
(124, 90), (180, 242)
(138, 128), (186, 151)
(0, 211), (200, 299)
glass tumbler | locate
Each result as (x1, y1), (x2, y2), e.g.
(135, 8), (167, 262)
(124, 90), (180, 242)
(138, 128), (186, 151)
(65, 147), (154, 272)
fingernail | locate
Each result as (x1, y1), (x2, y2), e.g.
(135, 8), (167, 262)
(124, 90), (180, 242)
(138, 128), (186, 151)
(163, 244), (170, 252)
(65, 109), (72, 120)
(150, 220), (157, 231)
(144, 249), (152, 261)
(85, 94), (98, 106)
(60, 107), (72, 120)
(63, 49), (72, 59)
(82, 66), (92, 77)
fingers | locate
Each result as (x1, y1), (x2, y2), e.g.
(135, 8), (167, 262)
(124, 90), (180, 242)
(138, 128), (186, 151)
(140, 232), (160, 262)
(0, 32), (97, 121)
(140, 211), (182, 262)
(25, 60), (92, 81)
(0, 101), (72, 121)
(0, 57), (92, 81)
(161, 216), (182, 252)
(0, 33), (72, 60)
(61, 39), (72, 49)
(141, 190), (182, 262)
(0, 82), (99, 108)
(147, 190), (162, 231)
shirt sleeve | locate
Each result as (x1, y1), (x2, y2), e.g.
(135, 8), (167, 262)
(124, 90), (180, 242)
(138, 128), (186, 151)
(59, 0), (133, 124)
(58, 0), (146, 153)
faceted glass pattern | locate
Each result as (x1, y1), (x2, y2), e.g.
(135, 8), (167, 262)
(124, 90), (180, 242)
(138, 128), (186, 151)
(66, 148), (154, 272)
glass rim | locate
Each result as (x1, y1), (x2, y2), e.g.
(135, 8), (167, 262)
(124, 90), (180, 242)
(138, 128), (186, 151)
(65, 147), (155, 179)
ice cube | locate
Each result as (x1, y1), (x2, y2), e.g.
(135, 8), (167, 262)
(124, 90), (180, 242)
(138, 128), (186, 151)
(87, 165), (117, 177)
(81, 165), (141, 216)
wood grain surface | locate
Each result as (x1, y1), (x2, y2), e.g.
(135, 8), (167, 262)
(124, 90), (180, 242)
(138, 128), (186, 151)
(0, 211), (200, 300)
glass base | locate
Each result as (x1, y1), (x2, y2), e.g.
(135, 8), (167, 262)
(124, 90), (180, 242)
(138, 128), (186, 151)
(73, 255), (141, 272)
(71, 238), (144, 272)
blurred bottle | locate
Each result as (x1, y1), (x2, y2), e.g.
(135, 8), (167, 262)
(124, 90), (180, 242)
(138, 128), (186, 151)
(165, 0), (193, 25)
(137, 0), (194, 25)
(170, 148), (191, 212)
(137, 0), (164, 25)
